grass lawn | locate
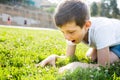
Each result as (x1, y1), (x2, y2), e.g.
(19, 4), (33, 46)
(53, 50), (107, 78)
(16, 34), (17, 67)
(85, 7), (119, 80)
(0, 26), (120, 80)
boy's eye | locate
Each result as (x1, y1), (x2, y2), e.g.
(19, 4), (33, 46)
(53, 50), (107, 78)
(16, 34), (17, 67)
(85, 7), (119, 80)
(68, 31), (75, 34)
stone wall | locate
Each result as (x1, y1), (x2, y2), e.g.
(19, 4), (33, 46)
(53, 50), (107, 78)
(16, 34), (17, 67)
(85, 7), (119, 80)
(0, 4), (56, 29)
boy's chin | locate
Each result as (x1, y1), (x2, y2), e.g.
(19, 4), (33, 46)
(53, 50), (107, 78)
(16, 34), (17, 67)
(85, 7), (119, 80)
(73, 40), (80, 44)
(66, 40), (76, 45)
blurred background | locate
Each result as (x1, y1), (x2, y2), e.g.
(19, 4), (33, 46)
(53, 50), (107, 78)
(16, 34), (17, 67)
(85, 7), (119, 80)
(0, 0), (120, 29)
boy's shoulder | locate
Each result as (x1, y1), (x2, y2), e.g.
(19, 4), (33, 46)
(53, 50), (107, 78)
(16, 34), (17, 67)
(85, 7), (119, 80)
(90, 17), (120, 23)
(90, 17), (120, 28)
(89, 17), (120, 49)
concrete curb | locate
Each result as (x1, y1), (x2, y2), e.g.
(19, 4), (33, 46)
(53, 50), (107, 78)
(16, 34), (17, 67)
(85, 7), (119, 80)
(0, 25), (58, 31)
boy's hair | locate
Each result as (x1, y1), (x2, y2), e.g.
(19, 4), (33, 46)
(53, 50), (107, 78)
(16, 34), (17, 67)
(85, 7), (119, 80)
(54, 0), (90, 28)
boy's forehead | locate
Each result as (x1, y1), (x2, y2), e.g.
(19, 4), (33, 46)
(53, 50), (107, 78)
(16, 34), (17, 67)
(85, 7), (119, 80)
(60, 22), (80, 31)
(61, 21), (77, 28)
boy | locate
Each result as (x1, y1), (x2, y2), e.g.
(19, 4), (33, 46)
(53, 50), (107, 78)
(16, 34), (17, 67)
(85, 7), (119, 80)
(37, 0), (120, 73)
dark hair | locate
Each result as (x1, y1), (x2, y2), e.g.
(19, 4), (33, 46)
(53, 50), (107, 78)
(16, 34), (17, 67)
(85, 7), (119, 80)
(54, 0), (90, 28)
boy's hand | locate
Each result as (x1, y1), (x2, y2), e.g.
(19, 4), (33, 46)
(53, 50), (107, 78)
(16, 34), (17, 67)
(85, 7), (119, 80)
(36, 54), (59, 67)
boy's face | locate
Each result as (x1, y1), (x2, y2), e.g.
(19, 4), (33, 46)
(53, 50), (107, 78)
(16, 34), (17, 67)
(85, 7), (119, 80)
(60, 21), (89, 44)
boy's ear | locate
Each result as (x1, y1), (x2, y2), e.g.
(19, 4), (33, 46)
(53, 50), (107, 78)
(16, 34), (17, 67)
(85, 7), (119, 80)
(85, 20), (91, 30)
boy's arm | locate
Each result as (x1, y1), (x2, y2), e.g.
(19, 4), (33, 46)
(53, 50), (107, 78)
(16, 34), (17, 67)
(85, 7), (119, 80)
(86, 47), (110, 67)
(86, 48), (97, 61)
(97, 47), (110, 67)
(66, 44), (76, 56)
(59, 47), (111, 73)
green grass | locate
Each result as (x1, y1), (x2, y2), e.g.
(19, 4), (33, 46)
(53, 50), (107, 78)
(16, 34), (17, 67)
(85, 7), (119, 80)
(0, 26), (120, 80)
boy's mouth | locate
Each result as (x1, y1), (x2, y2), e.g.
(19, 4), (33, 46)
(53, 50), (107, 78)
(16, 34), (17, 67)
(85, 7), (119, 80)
(72, 40), (76, 43)
(66, 40), (76, 45)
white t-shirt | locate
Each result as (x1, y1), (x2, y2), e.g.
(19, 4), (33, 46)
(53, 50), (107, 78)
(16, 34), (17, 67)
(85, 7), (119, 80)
(88, 17), (120, 50)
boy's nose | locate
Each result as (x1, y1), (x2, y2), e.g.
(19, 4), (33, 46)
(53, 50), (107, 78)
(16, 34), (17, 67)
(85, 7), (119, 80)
(64, 35), (72, 41)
